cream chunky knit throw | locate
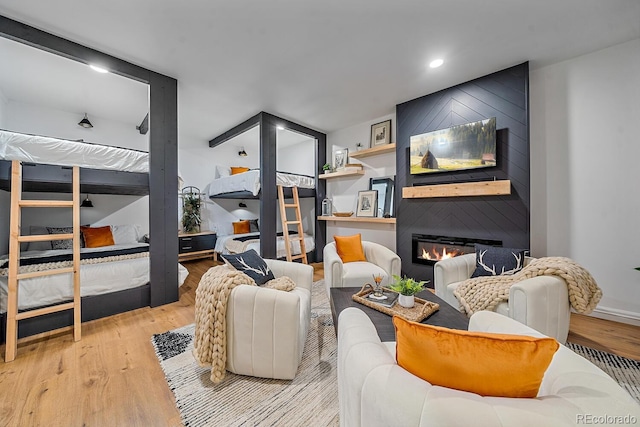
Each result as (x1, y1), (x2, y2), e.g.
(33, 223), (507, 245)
(453, 256), (602, 318)
(192, 265), (295, 384)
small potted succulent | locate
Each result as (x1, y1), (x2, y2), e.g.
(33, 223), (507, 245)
(389, 275), (427, 308)
(322, 163), (332, 174)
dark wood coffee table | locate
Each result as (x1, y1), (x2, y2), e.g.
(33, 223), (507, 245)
(330, 287), (469, 341)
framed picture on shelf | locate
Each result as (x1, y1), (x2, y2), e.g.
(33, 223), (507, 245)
(333, 148), (349, 170)
(356, 190), (378, 217)
(370, 119), (392, 147)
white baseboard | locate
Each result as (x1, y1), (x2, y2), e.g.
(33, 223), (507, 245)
(587, 306), (640, 327)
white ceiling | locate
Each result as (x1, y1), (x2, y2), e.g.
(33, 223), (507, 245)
(0, 0), (639, 148)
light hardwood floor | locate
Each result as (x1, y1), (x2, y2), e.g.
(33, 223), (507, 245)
(0, 259), (638, 426)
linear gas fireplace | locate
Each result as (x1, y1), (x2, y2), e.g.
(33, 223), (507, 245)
(412, 234), (502, 265)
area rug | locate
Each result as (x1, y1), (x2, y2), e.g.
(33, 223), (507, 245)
(566, 342), (640, 403)
(152, 280), (338, 427)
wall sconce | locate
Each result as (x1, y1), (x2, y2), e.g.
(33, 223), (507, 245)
(238, 201), (247, 208)
(238, 147), (247, 157)
(78, 113), (93, 128)
(81, 194), (94, 208)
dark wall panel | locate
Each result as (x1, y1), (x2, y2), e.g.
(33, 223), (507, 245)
(396, 63), (530, 284)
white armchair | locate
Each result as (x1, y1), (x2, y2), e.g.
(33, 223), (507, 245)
(225, 259), (313, 380)
(323, 241), (401, 296)
(434, 253), (570, 343)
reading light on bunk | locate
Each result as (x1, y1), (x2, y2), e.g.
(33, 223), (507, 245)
(239, 201), (247, 208)
(238, 147), (248, 157)
(78, 113), (94, 128)
(81, 194), (94, 208)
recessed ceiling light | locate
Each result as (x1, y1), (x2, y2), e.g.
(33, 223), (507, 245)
(276, 125), (285, 130)
(429, 59), (444, 69)
(89, 64), (109, 74)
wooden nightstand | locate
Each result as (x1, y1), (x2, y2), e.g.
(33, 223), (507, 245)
(178, 230), (217, 262)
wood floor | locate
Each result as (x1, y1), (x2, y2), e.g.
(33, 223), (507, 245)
(0, 259), (638, 426)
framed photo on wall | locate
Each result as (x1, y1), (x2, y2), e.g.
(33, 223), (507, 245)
(370, 119), (392, 147)
(333, 148), (349, 170)
(356, 190), (378, 217)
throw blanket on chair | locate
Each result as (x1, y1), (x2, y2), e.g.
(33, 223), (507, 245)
(192, 265), (296, 384)
(453, 256), (602, 318)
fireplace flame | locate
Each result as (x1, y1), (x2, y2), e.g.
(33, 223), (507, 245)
(421, 246), (463, 261)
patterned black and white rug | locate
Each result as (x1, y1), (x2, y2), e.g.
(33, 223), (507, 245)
(566, 342), (640, 403)
(152, 281), (338, 427)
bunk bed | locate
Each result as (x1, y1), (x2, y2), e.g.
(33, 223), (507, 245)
(0, 129), (187, 355)
(207, 166), (316, 199)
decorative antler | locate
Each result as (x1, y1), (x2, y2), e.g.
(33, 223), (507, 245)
(501, 252), (523, 275)
(477, 250), (496, 275)
(237, 257), (271, 276)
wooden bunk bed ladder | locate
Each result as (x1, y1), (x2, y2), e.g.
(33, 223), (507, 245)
(277, 185), (308, 264)
(5, 160), (81, 362)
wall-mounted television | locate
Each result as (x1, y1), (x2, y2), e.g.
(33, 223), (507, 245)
(410, 117), (496, 175)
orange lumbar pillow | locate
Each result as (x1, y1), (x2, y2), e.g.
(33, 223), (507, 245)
(230, 166), (250, 175)
(333, 234), (366, 263)
(81, 225), (115, 248)
(393, 316), (559, 398)
(232, 220), (251, 234)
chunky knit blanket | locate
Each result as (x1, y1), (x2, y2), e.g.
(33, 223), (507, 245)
(192, 265), (295, 384)
(453, 256), (602, 318)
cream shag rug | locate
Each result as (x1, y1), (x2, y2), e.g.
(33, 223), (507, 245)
(152, 280), (338, 427)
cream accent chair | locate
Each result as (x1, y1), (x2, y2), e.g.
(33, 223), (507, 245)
(225, 259), (313, 380)
(338, 308), (640, 427)
(323, 241), (401, 296)
(434, 253), (570, 343)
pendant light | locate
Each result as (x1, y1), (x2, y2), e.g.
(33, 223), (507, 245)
(78, 113), (93, 128)
(81, 194), (94, 208)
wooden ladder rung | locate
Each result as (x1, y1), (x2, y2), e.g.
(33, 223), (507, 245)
(18, 267), (75, 280)
(284, 221), (301, 225)
(283, 204), (297, 208)
(19, 200), (74, 208)
(16, 302), (75, 320)
(290, 254), (305, 261)
(18, 233), (73, 243)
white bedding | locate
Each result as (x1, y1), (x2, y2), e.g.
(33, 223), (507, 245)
(0, 243), (189, 312)
(214, 232), (315, 259)
(207, 169), (315, 197)
(0, 129), (148, 173)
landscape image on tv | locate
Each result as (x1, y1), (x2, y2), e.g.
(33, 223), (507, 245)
(410, 117), (496, 175)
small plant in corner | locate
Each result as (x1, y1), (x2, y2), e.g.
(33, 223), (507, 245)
(388, 275), (427, 296)
(322, 163), (332, 173)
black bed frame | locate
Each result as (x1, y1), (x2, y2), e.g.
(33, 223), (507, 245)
(209, 112), (327, 261)
(0, 15), (179, 343)
(209, 187), (316, 200)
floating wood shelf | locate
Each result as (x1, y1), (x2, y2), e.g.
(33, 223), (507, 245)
(402, 180), (511, 199)
(318, 169), (365, 179)
(349, 143), (396, 159)
(318, 215), (396, 224)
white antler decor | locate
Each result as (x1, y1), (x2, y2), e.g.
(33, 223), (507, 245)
(477, 250), (496, 275)
(501, 252), (523, 275)
(237, 257), (271, 277)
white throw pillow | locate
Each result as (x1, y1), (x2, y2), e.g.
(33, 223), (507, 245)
(111, 224), (141, 244)
(216, 165), (231, 178)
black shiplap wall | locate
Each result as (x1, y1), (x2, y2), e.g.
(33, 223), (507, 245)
(396, 63), (530, 284)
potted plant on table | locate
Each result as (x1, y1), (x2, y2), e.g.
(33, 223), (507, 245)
(322, 163), (332, 174)
(389, 275), (427, 308)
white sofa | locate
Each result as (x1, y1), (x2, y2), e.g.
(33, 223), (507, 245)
(434, 253), (571, 343)
(338, 307), (640, 427)
(225, 259), (313, 380)
(323, 241), (401, 296)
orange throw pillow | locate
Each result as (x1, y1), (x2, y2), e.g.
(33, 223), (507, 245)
(81, 226), (115, 248)
(230, 167), (250, 175)
(232, 220), (251, 234)
(333, 234), (366, 263)
(393, 316), (559, 398)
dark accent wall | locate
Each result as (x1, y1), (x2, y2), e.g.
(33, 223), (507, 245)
(396, 63), (530, 284)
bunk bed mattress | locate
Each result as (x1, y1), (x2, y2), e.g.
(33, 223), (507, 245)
(0, 129), (148, 173)
(208, 170), (315, 197)
(0, 243), (189, 312)
(215, 232), (315, 258)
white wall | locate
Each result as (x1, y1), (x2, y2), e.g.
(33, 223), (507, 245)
(530, 38), (640, 323)
(3, 100), (150, 240)
(326, 113), (396, 251)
